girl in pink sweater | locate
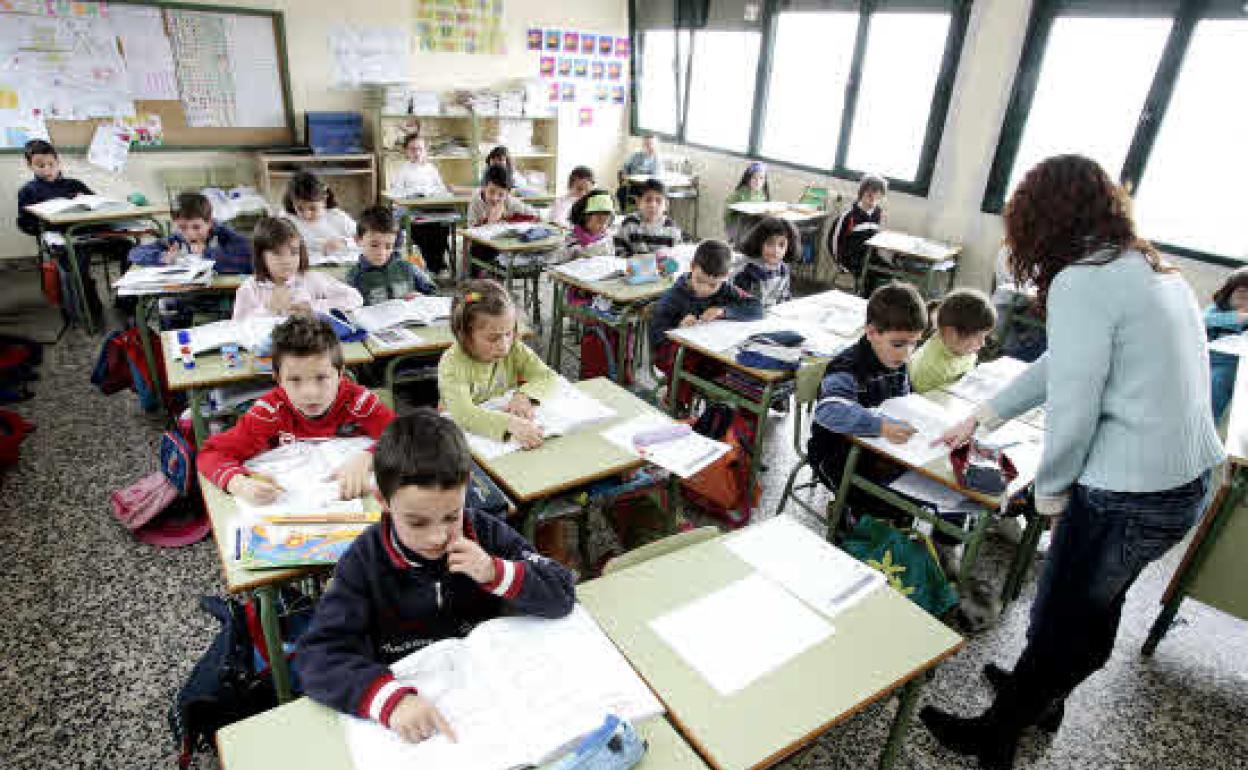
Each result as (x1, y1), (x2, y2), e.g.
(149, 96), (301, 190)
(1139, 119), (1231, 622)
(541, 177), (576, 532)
(233, 217), (362, 320)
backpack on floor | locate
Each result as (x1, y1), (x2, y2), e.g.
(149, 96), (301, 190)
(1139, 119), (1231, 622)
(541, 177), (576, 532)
(579, 322), (635, 385)
(0, 410), (35, 466)
(0, 334), (41, 404)
(841, 514), (959, 618)
(680, 404), (761, 528)
(91, 326), (170, 413)
(109, 430), (208, 547)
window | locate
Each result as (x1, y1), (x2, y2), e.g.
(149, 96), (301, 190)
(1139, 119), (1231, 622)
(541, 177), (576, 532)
(630, 0), (970, 193)
(1133, 18), (1248, 259)
(684, 29), (762, 153)
(983, 1), (1248, 263)
(759, 11), (858, 169)
(635, 30), (683, 137)
(846, 10), (952, 180)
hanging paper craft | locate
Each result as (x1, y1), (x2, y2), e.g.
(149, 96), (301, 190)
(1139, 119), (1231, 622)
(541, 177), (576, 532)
(578, 107), (592, 127)
(581, 34), (596, 55)
(598, 35), (613, 56)
(540, 56), (555, 77)
(558, 58), (572, 77)
(615, 37), (630, 58)
(561, 83), (576, 102)
(548, 82), (560, 102)
(612, 86), (626, 105)
(563, 31), (579, 52)
(574, 59), (588, 78)
(545, 29), (561, 50)
(527, 28), (543, 50)
(591, 61), (605, 80)
(608, 61), (623, 81)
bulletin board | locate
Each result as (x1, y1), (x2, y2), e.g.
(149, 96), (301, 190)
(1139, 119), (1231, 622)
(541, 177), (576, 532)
(0, 0), (296, 153)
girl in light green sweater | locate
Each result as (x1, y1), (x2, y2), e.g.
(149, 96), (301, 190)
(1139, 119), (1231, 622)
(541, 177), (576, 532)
(437, 280), (557, 448)
(723, 162), (770, 244)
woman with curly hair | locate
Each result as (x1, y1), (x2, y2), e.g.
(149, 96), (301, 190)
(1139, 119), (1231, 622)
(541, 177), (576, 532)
(920, 155), (1224, 769)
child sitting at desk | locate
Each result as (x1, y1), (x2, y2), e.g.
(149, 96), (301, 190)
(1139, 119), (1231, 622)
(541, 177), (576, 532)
(389, 134), (453, 274)
(280, 171), (357, 258)
(16, 139), (131, 322)
(346, 205), (437, 305)
(550, 165), (595, 228)
(650, 240), (763, 408)
(910, 288), (996, 394)
(564, 188), (617, 260)
(808, 282), (926, 522)
(197, 315), (394, 503)
(466, 166), (539, 268)
(1205, 267), (1248, 421)
(615, 178), (682, 256)
(297, 409), (576, 742)
(617, 134), (663, 211)
(723, 162), (770, 244)
(438, 280), (557, 450)
(232, 217), (362, 320)
(128, 191), (251, 273)
(733, 216), (797, 311)
(828, 174), (887, 276)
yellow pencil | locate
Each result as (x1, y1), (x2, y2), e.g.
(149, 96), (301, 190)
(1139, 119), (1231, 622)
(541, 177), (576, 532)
(261, 511), (382, 524)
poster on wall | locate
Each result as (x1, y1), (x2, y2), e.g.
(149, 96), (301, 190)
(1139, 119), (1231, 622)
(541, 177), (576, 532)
(562, 31), (578, 52)
(539, 56), (554, 78)
(547, 82), (559, 102)
(598, 35), (612, 56)
(574, 59), (588, 78)
(578, 107), (592, 127)
(581, 34), (596, 55)
(529, 28), (630, 123)
(615, 37), (629, 57)
(413, 0), (506, 55)
(526, 27), (542, 50)
(608, 61), (622, 81)
(544, 28), (560, 50)
(561, 82), (575, 102)
(591, 61), (604, 80)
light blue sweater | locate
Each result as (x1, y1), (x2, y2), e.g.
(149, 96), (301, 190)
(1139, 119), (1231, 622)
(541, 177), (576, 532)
(979, 250), (1225, 514)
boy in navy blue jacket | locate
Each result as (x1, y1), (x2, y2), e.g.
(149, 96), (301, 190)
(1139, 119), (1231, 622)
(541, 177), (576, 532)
(809, 282), (926, 512)
(128, 191), (252, 273)
(298, 409), (576, 743)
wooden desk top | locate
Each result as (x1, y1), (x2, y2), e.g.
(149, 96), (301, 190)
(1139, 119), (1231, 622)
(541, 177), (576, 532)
(577, 533), (963, 770)
(727, 201), (828, 223)
(27, 204), (170, 226)
(550, 269), (675, 305)
(664, 330), (799, 385)
(866, 231), (961, 263)
(216, 697), (709, 770)
(471, 378), (662, 504)
(162, 333), (372, 392)
(461, 226), (566, 253)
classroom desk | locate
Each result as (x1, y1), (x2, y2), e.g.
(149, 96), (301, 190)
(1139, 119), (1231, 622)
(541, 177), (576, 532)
(1143, 357), (1248, 655)
(26, 204), (170, 334)
(201, 475), (382, 704)
(627, 173), (701, 237)
(577, 532), (964, 770)
(460, 226), (567, 326)
(862, 231), (961, 299)
(470, 378), (681, 566)
(547, 268), (674, 380)
(383, 193), (467, 270)
(216, 697), (710, 770)
(363, 322), (455, 392)
(727, 200), (829, 226)
(163, 331), (372, 445)
(829, 389), (1045, 599)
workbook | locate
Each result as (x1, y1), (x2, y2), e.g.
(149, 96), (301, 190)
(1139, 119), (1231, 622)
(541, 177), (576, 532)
(461, 379), (617, 459)
(113, 258), (214, 294)
(599, 414), (729, 478)
(26, 194), (130, 216)
(863, 394), (971, 468)
(351, 296), (453, 332)
(238, 521), (372, 568)
(945, 356), (1029, 403)
(182, 315), (285, 355)
(553, 255), (627, 283)
(340, 606), (664, 770)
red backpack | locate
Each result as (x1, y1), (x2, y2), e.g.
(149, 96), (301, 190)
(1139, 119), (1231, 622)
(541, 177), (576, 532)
(680, 405), (761, 528)
(0, 410), (34, 466)
(579, 322), (636, 385)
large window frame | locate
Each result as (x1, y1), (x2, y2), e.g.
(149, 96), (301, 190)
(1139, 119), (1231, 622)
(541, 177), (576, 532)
(983, 0), (1247, 266)
(628, 0), (973, 196)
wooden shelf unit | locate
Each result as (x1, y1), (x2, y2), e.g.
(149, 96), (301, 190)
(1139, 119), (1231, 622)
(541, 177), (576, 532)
(256, 153), (377, 216)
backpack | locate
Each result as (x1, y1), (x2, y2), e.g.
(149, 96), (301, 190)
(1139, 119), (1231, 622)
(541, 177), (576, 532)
(841, 514), (959, 618)
(0, 334), (41, 404)
(0, 410), (35, 466)
(579, 322), (636, 385)
(679, 404), (761, 528)
(109, 429), (208, 547)
(91, 327), (170, 412)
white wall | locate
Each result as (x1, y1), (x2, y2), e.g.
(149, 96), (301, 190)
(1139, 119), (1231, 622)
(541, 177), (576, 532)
(0, 0), (629, 259)
(638, 0), (1231, 300)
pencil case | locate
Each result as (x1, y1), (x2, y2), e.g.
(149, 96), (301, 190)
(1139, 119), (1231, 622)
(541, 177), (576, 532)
(633, 424), (692, 447)
(546, 714), (647, 770)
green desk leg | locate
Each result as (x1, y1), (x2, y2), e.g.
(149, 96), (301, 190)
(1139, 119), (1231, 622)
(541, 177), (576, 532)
(827, 444), (861, 540)
(957, 504), (995, 587)
(747, 381), (775, 510)
(1143, 473), (1247, 655)
(189, 387), (209, 447)
(62, 223), (96, 334)
(879, 676), (926, 770)
(255, 584), (294, 704)
(1001, 512), (1045, 603)
(135, 295), (165, 415)
(667, 345), (687, 417)
(548, 283), (567, 370)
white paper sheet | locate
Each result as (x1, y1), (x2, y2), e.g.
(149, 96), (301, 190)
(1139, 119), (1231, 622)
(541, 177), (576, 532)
(888, 471), (979, 514)
(110, 5), (179, 100)
(235, 437), (376, 519)
(329, 25), (411, 88)
(462, 380), (617, 459)
(225, 15), (287, 128)
(650, 573), (833, 696)
(1210, 333), (1248, 357)
(667, 317), (793, 353)
(600, 415), (730, 478)
(351, 296), (450, 332)
(861, 394), (970, 468)
(182, 316), (284, 354)
(945, 357), (1030, 404)
(771, 291), (868, 337)
(553, 256), (627, 283)
(724, 516), (884, 619)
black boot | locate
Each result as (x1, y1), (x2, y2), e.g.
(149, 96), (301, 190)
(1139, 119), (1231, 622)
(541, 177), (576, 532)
(983, 663), (1065, 733)
(919, 706), (1019, 770)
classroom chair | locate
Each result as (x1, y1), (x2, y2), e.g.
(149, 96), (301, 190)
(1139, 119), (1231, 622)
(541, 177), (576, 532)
(601, 526), (721, 575)
(774, 360), (832, 523)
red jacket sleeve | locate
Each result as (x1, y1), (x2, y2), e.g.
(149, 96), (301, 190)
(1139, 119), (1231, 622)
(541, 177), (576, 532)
(197, 395), (285, 489)
(341, 381), (396, 445)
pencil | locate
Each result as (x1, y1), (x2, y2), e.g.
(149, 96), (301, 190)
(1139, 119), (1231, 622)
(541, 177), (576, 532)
(261, 511), (382, 524)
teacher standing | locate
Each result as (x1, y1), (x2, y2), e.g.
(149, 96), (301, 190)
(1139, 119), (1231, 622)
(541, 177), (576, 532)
(920, 155), (1225, 770)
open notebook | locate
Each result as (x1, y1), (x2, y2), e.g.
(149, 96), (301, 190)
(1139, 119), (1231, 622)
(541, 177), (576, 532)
(181, 316), (286, 355)
(26, 194), (129, 216)
(114, 258), (214, 294)
(341, 606), (663, 770)
(862, 394), (971, 468)
(352, 296), (453, 333)
(462, 379), (617, 459)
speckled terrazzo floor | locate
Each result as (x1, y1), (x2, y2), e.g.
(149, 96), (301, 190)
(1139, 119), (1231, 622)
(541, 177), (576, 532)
(1, 263), (1245, 769)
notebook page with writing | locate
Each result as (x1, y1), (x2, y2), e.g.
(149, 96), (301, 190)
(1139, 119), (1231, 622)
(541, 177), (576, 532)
(861, 394), (970, 468)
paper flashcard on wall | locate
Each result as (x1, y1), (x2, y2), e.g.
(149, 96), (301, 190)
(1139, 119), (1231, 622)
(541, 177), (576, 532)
(561, 82), (576, 102)
(608, 61), (623, 81)
(574, 59), (588, 78)
(591, 61), (604, 80)
(558, 58), (572, 77)
(540, 56), (555, 77)
(578, 107), (593, 127)
(545, 29), (561, 50)
(611, 86), (626, 105)
(563, 31), (579, 52)
(87, 124), (131, 173)
(598, 35), (613, 56)
(527, 28), (543, 50)
(615, 37), (630, 58)
(594, 84), (609, 103)
(548, 82), (560, 102)
(581, 34), (596, 55)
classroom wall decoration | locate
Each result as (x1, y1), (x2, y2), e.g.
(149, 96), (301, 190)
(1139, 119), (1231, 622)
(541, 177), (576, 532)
(413, 0), (506, 56)
(329, 25), (412, 88)
(530, 27), (630, 129)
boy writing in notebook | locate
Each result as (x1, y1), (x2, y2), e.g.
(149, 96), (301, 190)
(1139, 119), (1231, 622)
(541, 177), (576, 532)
(128, 191), (252, 273)
(298, 410), (576, 742)
(197, 315), (394, 503)
(808, 282), (926, 517)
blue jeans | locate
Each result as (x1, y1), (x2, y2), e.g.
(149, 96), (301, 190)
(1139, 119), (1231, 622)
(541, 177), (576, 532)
(996, 472), (1211, 726)
(1211, 357), (1236, 422)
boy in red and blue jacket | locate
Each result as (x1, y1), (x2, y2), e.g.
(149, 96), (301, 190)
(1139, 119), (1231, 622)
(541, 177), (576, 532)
(128, 191), (252, 274)
(297, 409), (576, 743)
(197, 315), (394, 502)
